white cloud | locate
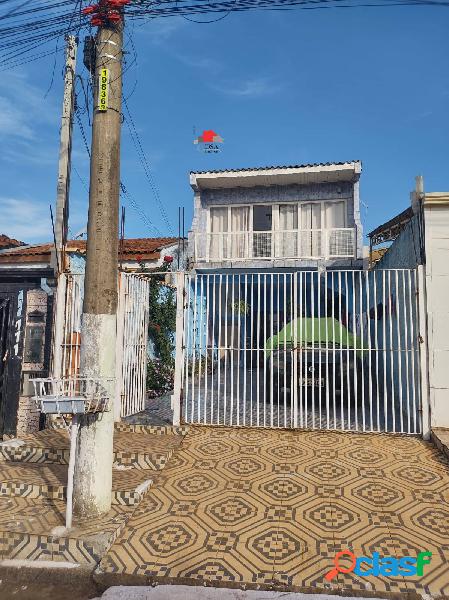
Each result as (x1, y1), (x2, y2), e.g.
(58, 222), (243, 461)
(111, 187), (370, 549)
(136, 17), (185, 44)
(0, 71), (58, 142)
(173, 53), (222, 71)
(213, 77), (283, 98)
(0, 97), (34, 139)
(0, 197), (52, 243)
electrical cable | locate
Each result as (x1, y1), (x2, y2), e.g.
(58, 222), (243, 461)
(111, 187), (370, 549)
(123, 96), (174, 234)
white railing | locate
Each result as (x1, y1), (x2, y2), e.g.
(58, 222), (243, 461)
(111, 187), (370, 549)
(193, 228), (356, 262)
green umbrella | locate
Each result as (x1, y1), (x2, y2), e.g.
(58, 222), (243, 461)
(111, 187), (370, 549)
(265, 317), (366, 358)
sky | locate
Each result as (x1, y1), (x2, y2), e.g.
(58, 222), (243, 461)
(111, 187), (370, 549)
(0, 3), (448, 245)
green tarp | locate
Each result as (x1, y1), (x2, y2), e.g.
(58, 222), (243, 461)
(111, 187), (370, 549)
(265, 317), (366, 357)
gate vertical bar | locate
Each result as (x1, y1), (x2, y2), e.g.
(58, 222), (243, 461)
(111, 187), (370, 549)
(417, 265), (430, 439)
(223, 274), (229, 424)
(173, 272), (186, 426)
(243, 274), (248, 426)
(183, 273), (192, 423)
(408, 269), (418, 433)
(217, 274), (223, 425)
(210, 274), (216, 425)
(294, 272), (299, 429)
(331, 272), (334, 429)
(402, 270), (411, 434)
(395, 270), (403, 433)
(359, 271), (365, 432)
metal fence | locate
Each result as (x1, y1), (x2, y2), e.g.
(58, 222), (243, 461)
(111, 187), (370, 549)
(54, 273), (150, 418)
(181, 269), (423, 434)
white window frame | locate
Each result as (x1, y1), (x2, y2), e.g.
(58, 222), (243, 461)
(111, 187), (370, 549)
(207, 200), (349, 259)
(208, 200), (348, 233)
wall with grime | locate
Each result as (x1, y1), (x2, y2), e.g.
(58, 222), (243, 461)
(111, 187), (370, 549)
(189, 180), (364, 268)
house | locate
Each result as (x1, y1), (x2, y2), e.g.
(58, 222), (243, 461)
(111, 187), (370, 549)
(181, 161), (379, 430)
(0, 234), (25, 251)
(188, 161), (364, 270)
(0, 236), (184, 438)
(368, 177), (449, 434)
(0, 237), (184, 276)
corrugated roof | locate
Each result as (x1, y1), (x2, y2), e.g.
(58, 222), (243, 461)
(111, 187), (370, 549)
(0, 234), (26, 250)
(191, 161), (361, 175)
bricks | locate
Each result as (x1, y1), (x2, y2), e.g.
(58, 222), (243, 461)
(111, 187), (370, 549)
(16, 397), (40, 435)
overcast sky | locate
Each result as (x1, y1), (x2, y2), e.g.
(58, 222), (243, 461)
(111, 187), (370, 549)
(0, 4), (448, 244)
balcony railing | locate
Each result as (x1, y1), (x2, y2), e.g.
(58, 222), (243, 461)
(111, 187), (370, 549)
(193, 228), (356, 262)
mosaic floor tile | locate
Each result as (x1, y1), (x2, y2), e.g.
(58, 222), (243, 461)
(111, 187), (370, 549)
(0, 429), (182, 470)
(98, 425), (449, 597)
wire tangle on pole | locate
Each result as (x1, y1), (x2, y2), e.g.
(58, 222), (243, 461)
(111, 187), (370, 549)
(1, 0), (448, 72)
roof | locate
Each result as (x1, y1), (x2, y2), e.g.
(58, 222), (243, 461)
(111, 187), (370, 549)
(368, 207), (414, 245)
(0, 234), (25, 250)
(0, 237), (180, 264)
(190, 160), (361, 175)
(190, 161), (362, 190)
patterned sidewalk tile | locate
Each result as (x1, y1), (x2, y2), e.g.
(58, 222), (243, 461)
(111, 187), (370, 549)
(0, 429), (182, 470)
(0, 496), (136, 565)
(0, 462), (155, 506)
(98, 425), (449, 597)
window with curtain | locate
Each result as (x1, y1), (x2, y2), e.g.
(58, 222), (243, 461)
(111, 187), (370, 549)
(231, 206), (250, 258)
(324, 201), (346, 228)
(300, 202), (322, 257)
(209, 207), (228, 259)
(279, 204), (298, 257)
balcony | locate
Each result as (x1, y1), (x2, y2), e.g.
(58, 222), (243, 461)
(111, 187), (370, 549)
(192, 228), (356, 263)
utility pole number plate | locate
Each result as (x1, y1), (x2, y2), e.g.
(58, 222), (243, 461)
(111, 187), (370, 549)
(98, 68), (109, 111)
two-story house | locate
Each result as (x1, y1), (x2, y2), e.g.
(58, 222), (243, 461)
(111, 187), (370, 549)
(188, 161), (363, 270)
(182, 161), (368, 429)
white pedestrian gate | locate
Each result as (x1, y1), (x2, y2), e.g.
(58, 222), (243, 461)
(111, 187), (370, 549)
(53, 272), (150, 418)
(181, 269), (426, 434)
(116, 274), (150, 417)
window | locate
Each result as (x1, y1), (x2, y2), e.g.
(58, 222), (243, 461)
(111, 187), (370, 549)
(207, 200), (348, 259)
(253, 205), (272, 257)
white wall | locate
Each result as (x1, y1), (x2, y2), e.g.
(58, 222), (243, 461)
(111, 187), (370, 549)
(424, 200), (449, 428)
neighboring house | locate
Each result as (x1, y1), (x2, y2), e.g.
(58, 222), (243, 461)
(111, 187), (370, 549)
(369, 177), (449, 431)
(0, 236), (184, 438)
(0, 234), (25, 251)
(0, 237), (184, 275)
(188, 161), (364, 270)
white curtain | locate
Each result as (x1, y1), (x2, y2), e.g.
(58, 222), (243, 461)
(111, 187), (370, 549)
(210, 207), (228, 259)
(300, 203), (322, 257)
(324, 201), (346, 228)
(231, 206), (249, 258)
(279, 204), (298, 257)
(325, 201), (348, 256)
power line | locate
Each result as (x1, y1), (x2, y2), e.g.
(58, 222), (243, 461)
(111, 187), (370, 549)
(120, 182), (163, 236)
(0, 0), (447, 71)
(74, 88), (164, 238)
(123, 96), (174, 234)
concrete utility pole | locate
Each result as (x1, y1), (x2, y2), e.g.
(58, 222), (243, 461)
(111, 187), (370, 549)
(54, 35), (77, 271)
(73, 16), (123, 518)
